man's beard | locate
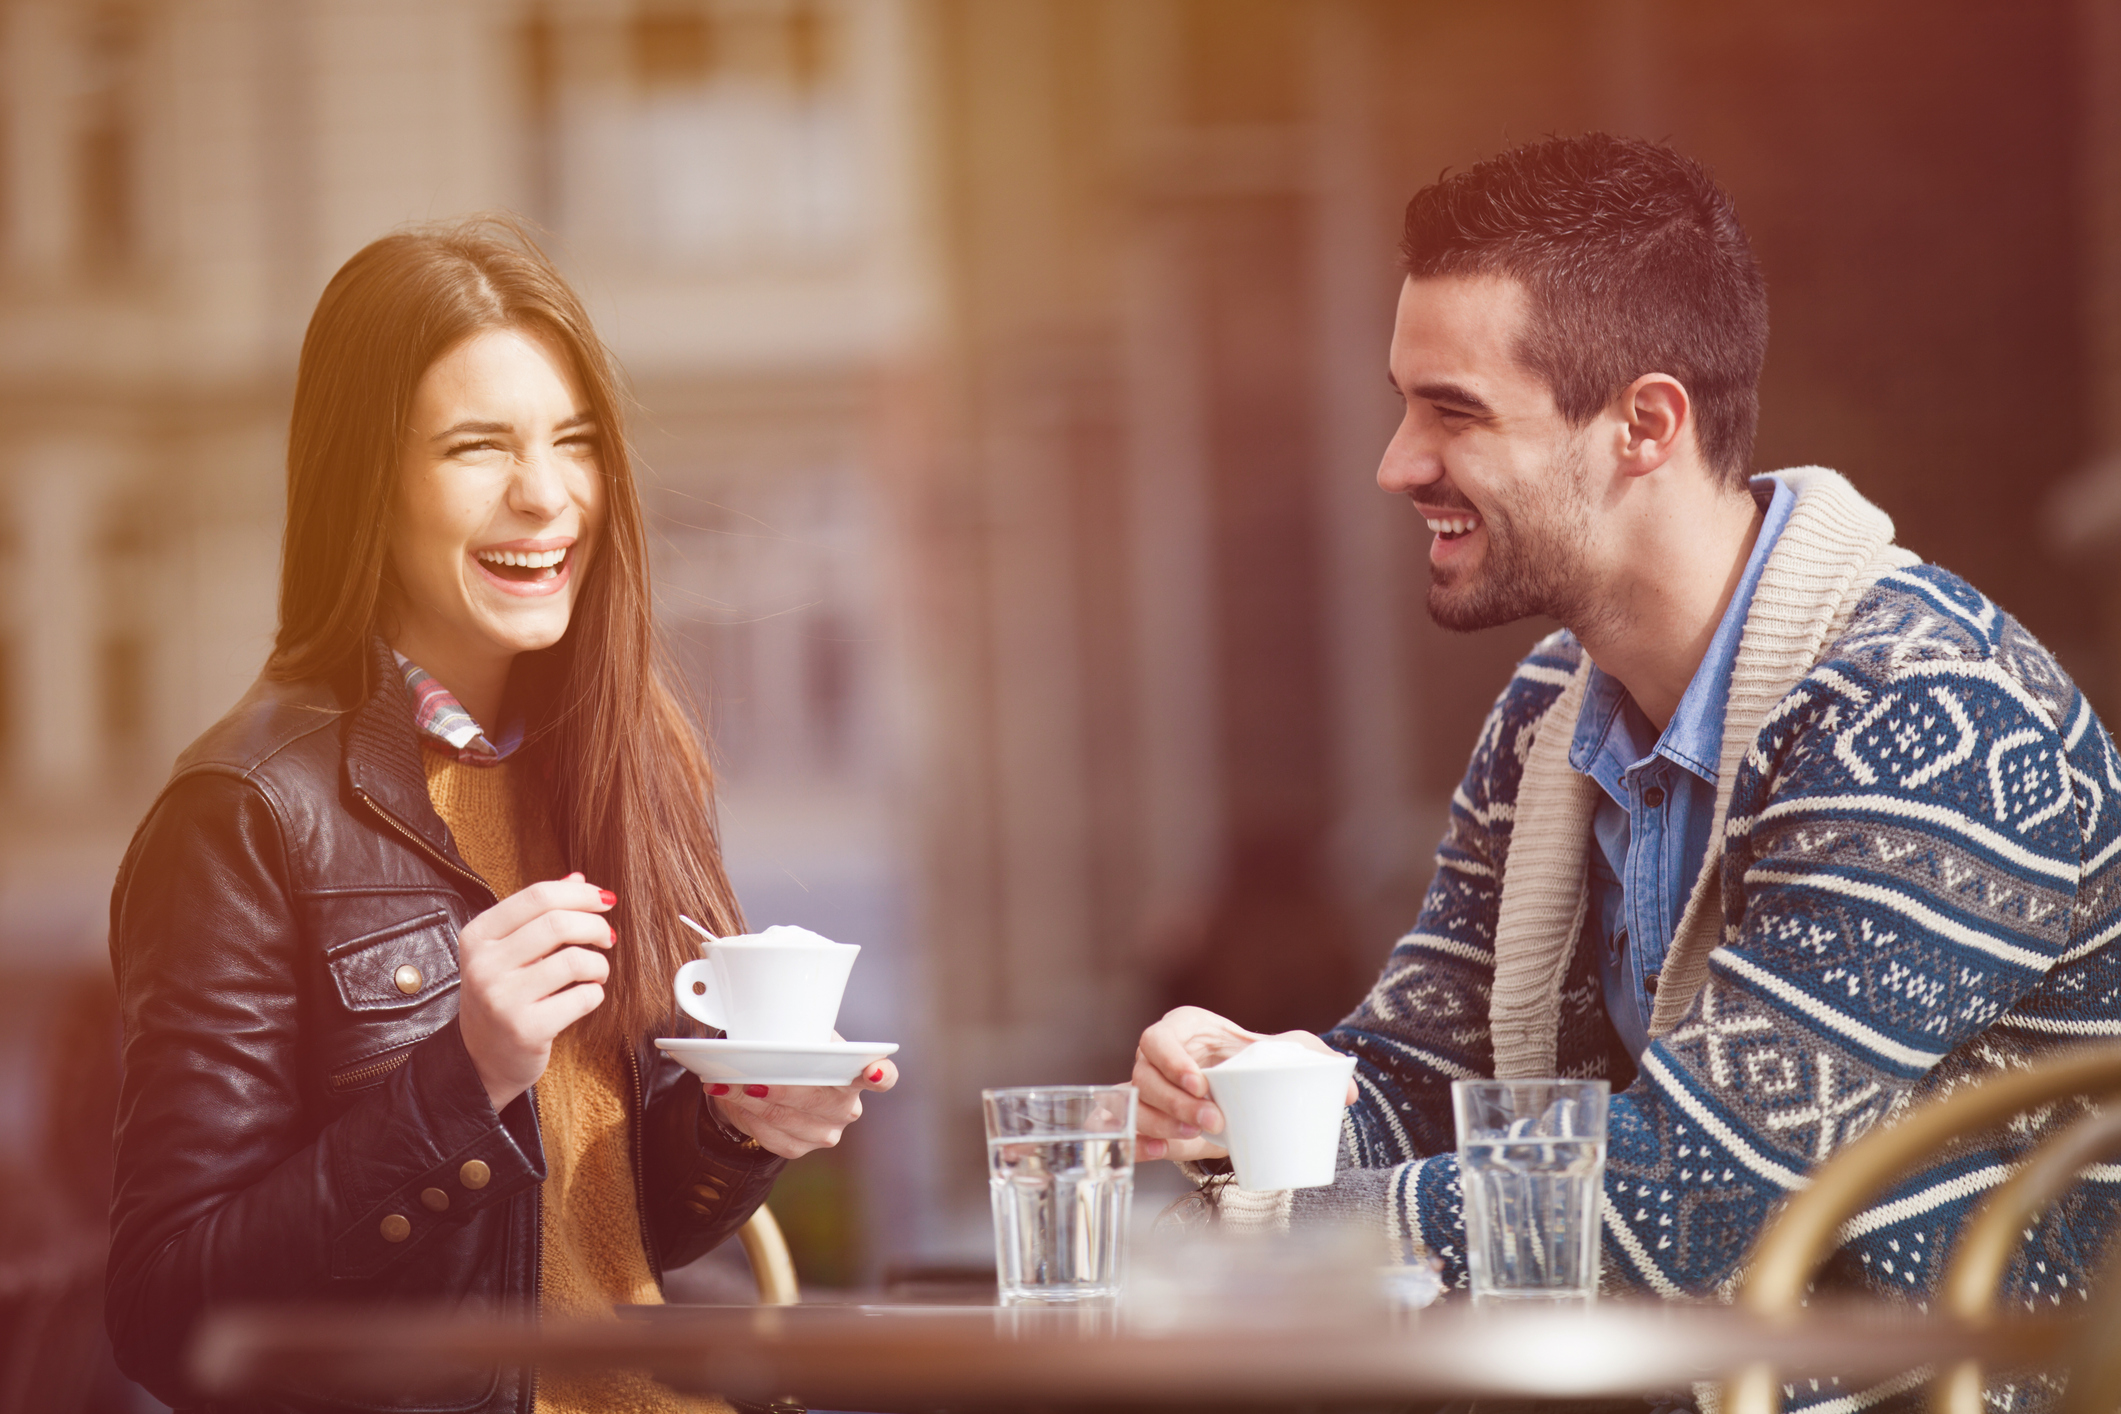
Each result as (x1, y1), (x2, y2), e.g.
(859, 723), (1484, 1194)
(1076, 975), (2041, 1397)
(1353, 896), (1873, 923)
(1427, 442), (1598, 634)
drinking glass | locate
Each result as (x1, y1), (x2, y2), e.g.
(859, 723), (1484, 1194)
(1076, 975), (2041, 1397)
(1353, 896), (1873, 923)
(1451, 1078), (1608, 1306)
(983, 1085), (1137, 1303)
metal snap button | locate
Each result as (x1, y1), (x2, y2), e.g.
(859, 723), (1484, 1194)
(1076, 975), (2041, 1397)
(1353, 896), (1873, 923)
(420, 1187), (450, 1213)
(380, 1213), (411, 1242)
(459, 1159), (492, 1190)
(393, 964), (424, 995)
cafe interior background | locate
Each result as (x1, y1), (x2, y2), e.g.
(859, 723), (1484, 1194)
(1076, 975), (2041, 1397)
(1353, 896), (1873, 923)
(4, 0), (2121, 1406)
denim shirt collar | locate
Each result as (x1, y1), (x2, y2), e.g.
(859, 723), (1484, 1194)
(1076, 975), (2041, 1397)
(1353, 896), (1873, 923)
(1568, 474), (1797, 788)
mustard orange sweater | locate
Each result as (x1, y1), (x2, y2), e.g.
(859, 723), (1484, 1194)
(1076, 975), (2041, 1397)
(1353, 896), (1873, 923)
(423, 746), (722, 1414)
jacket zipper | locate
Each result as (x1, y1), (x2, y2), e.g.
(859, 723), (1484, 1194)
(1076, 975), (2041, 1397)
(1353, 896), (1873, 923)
(353, 787), (494, 904)
(328, 1048), (414, 1092)
(351, 786), (544, 1410)
(627, 1046), (660, 1285)
(528, 1148), (543, 1414)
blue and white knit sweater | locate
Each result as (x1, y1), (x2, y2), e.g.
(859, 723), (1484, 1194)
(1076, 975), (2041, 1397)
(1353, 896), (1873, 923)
(1214, 470), (2121, 1342)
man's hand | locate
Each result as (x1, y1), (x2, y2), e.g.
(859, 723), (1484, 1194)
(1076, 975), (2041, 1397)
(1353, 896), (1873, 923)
(708, 1047), (898, 1160)
(1132, 1006), (1355, 1162)
(457, 872), (615, 1113)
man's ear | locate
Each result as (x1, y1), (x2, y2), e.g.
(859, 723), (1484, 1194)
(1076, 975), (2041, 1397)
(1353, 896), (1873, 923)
(1618, 374), (1690, 477)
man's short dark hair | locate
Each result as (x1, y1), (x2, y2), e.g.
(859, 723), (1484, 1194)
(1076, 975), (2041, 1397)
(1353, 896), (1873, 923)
(1400, 134), (1768, 488)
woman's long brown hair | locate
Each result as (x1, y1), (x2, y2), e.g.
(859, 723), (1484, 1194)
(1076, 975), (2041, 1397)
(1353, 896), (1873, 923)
(271, 215), (744, 1051)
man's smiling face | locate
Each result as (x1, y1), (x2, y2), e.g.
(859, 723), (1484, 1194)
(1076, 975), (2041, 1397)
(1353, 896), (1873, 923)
(1377, 273), (1601, 633)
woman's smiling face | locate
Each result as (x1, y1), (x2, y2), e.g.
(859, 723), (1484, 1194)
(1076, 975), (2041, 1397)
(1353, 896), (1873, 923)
(387, 324), (605, 684)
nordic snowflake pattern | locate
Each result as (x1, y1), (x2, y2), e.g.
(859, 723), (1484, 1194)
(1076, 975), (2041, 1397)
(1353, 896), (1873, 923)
(1308, 565), (2121, 1414)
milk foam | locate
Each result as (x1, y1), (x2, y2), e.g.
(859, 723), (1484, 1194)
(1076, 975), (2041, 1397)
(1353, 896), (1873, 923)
(1209, 1037), (1344, 1072)
(735, 924), (839, 948)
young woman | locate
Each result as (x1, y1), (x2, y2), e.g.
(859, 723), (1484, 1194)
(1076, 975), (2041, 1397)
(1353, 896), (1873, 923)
(105, 219), (894, 1414)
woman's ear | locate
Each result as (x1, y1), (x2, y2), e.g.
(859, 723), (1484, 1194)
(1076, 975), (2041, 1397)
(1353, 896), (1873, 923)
(1618, 373), (1690, 477)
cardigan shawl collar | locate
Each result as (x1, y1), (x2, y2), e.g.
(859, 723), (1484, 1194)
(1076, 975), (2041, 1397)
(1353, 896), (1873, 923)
(1486, 468), (1923, 1078)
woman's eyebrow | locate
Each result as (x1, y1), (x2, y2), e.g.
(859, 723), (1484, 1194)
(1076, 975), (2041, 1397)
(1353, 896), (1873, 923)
(432, 419), (510, 441)
(430, 411), (595, 442)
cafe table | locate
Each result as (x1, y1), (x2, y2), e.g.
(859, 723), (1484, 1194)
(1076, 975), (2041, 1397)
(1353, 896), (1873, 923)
(189, 1296), (2076, 1411)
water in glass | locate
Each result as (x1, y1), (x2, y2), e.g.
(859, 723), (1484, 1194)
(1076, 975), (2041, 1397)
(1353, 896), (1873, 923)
(1459, 1130), (1605, 1305)
(987, 1130), (1131, 1302)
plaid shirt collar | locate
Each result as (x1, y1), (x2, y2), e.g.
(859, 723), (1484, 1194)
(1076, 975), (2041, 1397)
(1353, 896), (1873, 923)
(393, 651), (524, 766)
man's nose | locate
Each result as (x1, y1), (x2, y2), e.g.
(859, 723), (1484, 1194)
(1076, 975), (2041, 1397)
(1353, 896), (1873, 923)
(1376, 422), (1442, 494)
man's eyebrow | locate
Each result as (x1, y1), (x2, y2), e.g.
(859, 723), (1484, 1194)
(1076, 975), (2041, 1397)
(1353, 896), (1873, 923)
(1411, 380), (1493, 415)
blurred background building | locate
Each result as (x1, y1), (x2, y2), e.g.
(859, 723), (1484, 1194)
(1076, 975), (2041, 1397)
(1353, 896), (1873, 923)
(4, 0), (2121, 1405)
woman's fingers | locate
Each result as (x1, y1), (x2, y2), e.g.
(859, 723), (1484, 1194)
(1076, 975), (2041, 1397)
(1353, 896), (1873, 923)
(708, 1080), (871, 1160)
(464, 875), (614, 946)
(517, 943), (610, 1004)
(528, 979), (605, 1035)
(455, 876), (624, 1114)
(857, 1058), (898, 1092)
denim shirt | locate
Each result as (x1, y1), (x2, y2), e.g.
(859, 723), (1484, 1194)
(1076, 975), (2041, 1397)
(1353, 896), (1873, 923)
(1567, 476), (1795, 1062)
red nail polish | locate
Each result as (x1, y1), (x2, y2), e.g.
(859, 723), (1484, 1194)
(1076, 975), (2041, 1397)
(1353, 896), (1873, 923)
(607, 926), (616, 944)
(598, 889), (616, 906)
(710, 1084), (730, 1095)
(744, 1084), (768, 1098)
(868, 1068), (883, 1082)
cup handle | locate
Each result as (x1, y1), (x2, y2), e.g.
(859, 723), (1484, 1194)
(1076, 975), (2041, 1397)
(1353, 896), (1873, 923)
(674, 958), (727, 1031)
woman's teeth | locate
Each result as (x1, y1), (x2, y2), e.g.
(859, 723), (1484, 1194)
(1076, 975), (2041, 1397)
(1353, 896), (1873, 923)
(476, 546), (568, 580)
(1425, 516), (1478, 540)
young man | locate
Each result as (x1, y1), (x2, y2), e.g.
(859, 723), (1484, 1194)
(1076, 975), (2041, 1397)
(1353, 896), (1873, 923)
(1132, 135), (2121, 1314)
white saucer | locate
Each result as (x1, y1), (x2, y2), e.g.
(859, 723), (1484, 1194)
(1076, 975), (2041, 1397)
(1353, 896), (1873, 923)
(655, 1037), (899, 1087)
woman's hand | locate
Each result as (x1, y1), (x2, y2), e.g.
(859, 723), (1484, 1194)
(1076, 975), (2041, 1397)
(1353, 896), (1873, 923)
(1131, 1006), (1354, 1161)
(707, 1049), (898, 1160)
(457, 871), (615, 1113)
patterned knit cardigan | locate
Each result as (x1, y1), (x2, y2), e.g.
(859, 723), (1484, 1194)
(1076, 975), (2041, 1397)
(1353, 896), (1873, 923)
(1217, 468), (2121, 1335)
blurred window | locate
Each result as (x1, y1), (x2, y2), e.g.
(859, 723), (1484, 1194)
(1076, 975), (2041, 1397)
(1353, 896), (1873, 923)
(0, 638), (13, 786)
(525, 0), (859, 270)
(803, 611), (856, 772)
(520, 9), (560, 226)
(99, 636), (145, 747)
(97, 501), (155, 776)
(77, 5), (142, 274)
(657, 468), (878, 787)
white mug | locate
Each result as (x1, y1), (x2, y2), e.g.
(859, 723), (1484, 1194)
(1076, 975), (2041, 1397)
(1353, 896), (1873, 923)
(672, 924), (859, 1044)
(1202, 1039), (1358, 1191)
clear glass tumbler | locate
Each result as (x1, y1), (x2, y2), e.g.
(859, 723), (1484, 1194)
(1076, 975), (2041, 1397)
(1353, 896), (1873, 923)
(1451, 1078), (1608, 1307)
(982, 1085), (1137, 1304)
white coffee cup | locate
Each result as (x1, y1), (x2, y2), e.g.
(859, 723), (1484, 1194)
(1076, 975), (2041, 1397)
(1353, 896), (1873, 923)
(672, 924), (859, 1044)
(1202, 1038), (1357, 1191)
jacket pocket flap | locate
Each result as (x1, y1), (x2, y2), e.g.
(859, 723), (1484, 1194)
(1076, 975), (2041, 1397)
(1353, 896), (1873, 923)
(326, 910), (461, 1011)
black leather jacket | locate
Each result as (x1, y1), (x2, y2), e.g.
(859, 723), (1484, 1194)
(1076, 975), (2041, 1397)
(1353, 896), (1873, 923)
(106, 648), (785, 1412)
